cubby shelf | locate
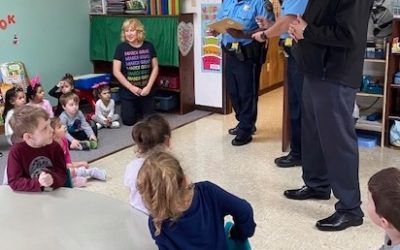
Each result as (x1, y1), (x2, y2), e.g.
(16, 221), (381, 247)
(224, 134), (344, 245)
(384, 19), (400, 146)
(356, 44), (389, 147)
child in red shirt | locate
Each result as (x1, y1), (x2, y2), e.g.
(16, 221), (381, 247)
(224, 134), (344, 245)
(7, 106), (68, 192)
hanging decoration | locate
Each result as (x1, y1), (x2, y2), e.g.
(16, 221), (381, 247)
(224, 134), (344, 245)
(177, 21), (194, 56)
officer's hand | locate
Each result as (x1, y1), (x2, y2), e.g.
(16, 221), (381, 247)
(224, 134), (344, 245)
(252, 30), (267, 42)
(226, 28), (246, 38)
(255, 16), (274, 29)
(288, 15), (307, 42)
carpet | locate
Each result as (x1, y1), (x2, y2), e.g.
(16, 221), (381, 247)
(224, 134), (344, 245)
(0, 109), (212, 183)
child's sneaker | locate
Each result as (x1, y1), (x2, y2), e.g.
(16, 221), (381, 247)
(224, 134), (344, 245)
(90, 168), (106, 181)
(89, 140), (97, 149)
(79, 141), (90, 151)
(96, 122), (103, 130)
(110, 121), (120, 128)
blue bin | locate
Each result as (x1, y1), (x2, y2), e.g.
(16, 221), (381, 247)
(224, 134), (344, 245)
(74, 73), (111, 90)
(154, 92), (178, 111)
(357, 133), (378, 148)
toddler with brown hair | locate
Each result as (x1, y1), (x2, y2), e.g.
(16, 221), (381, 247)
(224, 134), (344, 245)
(123, 114), (171, 214)
(7, 106), (67, 192)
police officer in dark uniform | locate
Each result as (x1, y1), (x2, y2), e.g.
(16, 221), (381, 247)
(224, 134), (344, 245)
(214, 0), (274, 146)
(253, 0), (308, 167)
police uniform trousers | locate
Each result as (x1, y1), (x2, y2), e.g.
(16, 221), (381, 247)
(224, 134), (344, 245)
(284, 45), (303, 159)
(301, 74), (363, 217)
(224, 52), (262, 138)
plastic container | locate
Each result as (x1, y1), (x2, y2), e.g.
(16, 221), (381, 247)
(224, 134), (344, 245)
(394, 72), (400, 84)
(156, 75), (179, 89)
(74, 73), (111, 90)
(154, 92), (178, 111)
(357, 133), (379, 148)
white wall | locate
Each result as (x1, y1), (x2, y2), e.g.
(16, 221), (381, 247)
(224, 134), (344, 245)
(182, 0), (223, 109)
(0, 0), (92, 105)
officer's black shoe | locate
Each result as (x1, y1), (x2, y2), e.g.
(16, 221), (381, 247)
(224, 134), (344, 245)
(228, 126), (256, 135)
(316, 212), (363, 231)
(274, 155), (302, 168)
(283, 186), (331, 200)
(231, 135), (252, 146)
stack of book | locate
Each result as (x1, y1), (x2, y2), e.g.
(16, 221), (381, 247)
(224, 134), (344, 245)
(90, 0), (107, 14)
(148, 0), (180, 15)
(107, 0), (125, 14)
(125, 0), (147, 14)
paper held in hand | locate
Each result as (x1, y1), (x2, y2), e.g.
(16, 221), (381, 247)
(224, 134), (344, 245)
(208, 18), (243, 34)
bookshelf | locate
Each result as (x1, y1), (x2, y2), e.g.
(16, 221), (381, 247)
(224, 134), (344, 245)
(355, 43), (390, 147)
(384, 19), (400, 146)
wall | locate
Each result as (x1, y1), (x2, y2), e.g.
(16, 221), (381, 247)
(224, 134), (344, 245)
(0, 0), (92, 104)
(182, 0), (223, 109)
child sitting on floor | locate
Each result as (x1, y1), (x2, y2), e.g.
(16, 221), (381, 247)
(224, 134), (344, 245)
(92, 84), (120, 129)
(26, 76), (54, 118)
(124, 114), (171, 214)
(48, 73), (76, 116)
(137, 151), (256, 249)
(7, 106), (68, 192)
(50, 117), (106, 187)
(3, 87), (26, 145)
(59, 92), (97, 150)
(367, 167), (400, 250)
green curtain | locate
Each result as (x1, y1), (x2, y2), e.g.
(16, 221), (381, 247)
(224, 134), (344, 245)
(90, 15), (179, 67)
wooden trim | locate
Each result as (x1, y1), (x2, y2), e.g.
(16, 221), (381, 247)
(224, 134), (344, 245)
(178, 14), (195, 114)
(194, 105), (223, 113)
(222, 51), (233, 114)
(258, 81), (283, 95)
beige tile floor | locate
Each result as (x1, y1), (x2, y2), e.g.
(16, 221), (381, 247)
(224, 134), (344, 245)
(86, 88), (400, 250)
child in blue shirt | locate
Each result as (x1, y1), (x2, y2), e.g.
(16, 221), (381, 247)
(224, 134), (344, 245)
(137, 151), (256, 250)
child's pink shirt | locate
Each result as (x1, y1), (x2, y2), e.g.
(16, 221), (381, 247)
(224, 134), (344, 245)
(60, 137), (72, 164)
(28, 99), (54, 118)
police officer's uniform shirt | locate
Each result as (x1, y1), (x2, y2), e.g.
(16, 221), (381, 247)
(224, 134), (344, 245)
(217, 0), (273, 46)
(280, 0), (308, 39)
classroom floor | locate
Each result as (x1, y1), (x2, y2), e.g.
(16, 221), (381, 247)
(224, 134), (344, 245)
(86, 87), (400, 250)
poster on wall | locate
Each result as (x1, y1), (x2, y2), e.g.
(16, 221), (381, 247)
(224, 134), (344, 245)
(201, 3), (222, 73)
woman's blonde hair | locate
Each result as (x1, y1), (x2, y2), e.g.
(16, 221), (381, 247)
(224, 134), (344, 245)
(120, 18), (145, 43)
(137, 151), (193, 236)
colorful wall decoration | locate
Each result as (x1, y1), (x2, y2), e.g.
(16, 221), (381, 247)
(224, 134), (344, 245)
(201, 3), (221, 73)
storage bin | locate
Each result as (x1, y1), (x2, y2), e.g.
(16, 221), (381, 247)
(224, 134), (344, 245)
(74, 73), (111, 90)
(357, 133), (379, 148)
(394, 72), (400, 84)
(156, 75), (179, 89)
(154, 92), (178, 111)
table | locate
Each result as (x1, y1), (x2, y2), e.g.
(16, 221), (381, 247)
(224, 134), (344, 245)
(0, 187), (156, 250)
